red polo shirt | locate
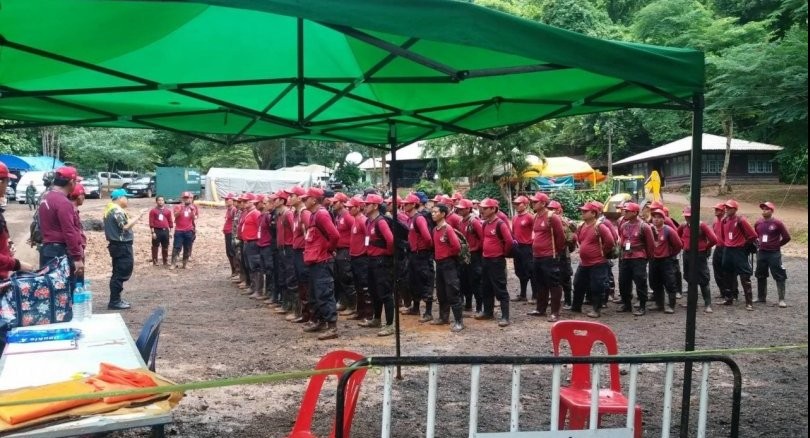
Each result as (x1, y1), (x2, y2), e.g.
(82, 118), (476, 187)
(304, 207), (340, 264)
(620, 218), (655, 260)
(433, 223), (461, 261)
(292, 208), (310, 250)
(149, 206), (173, 230)
(366, 214), (393, 256)
(532, 210), (566, 258)
(482, 217), (512, 259)
(349, 213), (367, 257)
(721, 214), (757, 248)
(461, 215), (483, 252)
(223, 206), (236, 234)
(258, 211), (273, 247)
(239, 208), (261, 241)
(678, 222), (717, 252)
(651, 224), (683, 259)
(38, 190), (84, 261)
(511, 211), (534, 245)
(446, 212), (462, 231)
(754, 218), (790, 251)
(576, 222), (615, 267)
(174, 204), (198, 232)
(712, 217), (725, 248)
(280, 209), (295, 246)
(334, 209), (354, 249)
(408, 212), (433, 252)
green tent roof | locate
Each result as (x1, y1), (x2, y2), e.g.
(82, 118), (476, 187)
(0, 0), (704, 147)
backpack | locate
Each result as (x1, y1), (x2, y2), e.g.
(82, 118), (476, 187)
(584, 222), (620, 259)
(372, 215), (410, 259)
(442, 227), (470, 265)
(29, 209), (43, 246)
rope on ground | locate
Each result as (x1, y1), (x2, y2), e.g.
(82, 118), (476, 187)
(0, 345), (805, 407)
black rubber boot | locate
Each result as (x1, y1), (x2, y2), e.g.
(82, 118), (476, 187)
(498, 299), (510, 327)
(755, 280), (767, 303)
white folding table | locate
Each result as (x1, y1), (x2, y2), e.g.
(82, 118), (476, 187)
(0, 313), (172, 437)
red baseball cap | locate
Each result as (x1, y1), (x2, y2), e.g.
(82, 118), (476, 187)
(331, 192), (349, 203)
(365, 194), (384, 205)
(591, 201), (604, 211)
(237, 193), (250, 201)
(683, 207), (692, 217)
(651, 209), (666, 217)
(457, 199), (474, 209)
(713, 202), (726, 211)
(267, 193), (277, 201)
(452, 192), (464, 200)
(759, 201), (776, 211)
(479, 198), (499, 208)
(285, 186), (306, 197)
(724, 199), (739, 209)
(224, 192), (236, 200)
(301, 187), (324, 199)
(403, 194), (421, 205)
(70, 183), (85, 198)
(512, 195), (530, 205)
(622, 202), (641, 212)
(530, 192), (549, 203)
(346, 196), (365, 208)
(54, 166), (79, 181)
(579, 202), (601, 213)
(649, 201), (664, 210)
(662, 206), (670, 216)
(548, 200), (562, 210)
(0, 162), (17, 180)
(181, 191), (193, 198)
(275, 190), (289, 200)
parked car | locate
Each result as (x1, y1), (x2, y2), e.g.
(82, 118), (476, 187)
(125, 176), (156, 198)
(16, 171), (47, 204)
(4, 186), (15, 202)
(118, 171), (139, 181)
(97, 172), (132, 188)
(82, 177), (101, 199)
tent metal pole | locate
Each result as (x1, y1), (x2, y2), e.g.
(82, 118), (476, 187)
(297, 18), (305, 125)
(679, 92), (704, 437)
(388, 122), (403, 380)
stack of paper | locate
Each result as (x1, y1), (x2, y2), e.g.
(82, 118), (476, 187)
(3, 339), (77, 355)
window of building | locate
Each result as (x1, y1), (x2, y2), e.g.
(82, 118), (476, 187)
(702, 153), (724, 174)
(748, 157), (773, 174)
(670, 155), (689, 176)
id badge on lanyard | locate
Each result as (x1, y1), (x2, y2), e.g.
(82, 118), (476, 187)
(158, 213), (164, 221)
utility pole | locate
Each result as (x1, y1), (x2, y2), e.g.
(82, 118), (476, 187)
(607, 123), (614, 178)
(282, 138), (287, 168)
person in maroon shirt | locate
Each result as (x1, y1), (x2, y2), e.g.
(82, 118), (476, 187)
(711, 202), (738, 302)
(359, 194), (397, 337)
(38, 166), (84, 288)
(285, 186), (312, 323)
(720, 199), (758, 310)
(754, 201), (791, 307)
(571, 202), (615, 317)
(222, 193), (237, 277)
(474, 198), (514, 327)
(510, 195), (534, 303)
(678, 207), (718, 313)
(258, 194), (277, 304)
(431, 203), (464, 332)
(300, 187), (341, 340)
(550, 200), (577, 309)
(403, 193), (435, 320)
(239, 194), (264, 300)
(458, 199), (484, 313)
(170, 191), (198, 270)
(0, 162), (35, 280)
(617, 202), (656, 315)
(347, 196), (371, 321)
(149, 196), (174, 267)
(68, 183), (87, 284)
(528, 192), (567, 321)
(648, 209), (683, 314)
(330, 192), (357, 317)
(274, 190), (298, 316)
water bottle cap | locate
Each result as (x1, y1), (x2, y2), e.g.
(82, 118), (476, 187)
(74, 293), (86, 303)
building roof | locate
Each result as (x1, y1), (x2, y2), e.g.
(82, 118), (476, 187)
(0, 154), (64, 171)
(613, 134), (783, 166)
(384, 142), (431, 161)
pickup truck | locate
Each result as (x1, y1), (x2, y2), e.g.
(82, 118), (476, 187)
(97, 172), (134, 188)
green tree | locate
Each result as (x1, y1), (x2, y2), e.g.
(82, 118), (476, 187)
(61, 128), (160, 173)
(0, 121), (39, 155)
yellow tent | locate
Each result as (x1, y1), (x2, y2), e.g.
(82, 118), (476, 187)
(522, 156), (599, 187)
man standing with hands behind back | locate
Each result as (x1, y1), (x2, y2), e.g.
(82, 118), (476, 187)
(104, 189), (146, 310)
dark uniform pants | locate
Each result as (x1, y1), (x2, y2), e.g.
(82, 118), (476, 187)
(108, 241), (134, 303)
(722, 246), (753, 303)
(435, 258), (462, 320)
(755, 250), (786, 281)
(308, 260), (337, 323)
(619, 258), (649, 308)
(293, 248), (311, 319)
(712, 247), (738, 298)
(409, 251), (435, 305)
(351, 256), (371, 319)
(279, 245), (298, 310)
(460, 251), (483, 311)
(532, 256), (562, 315)
(683, 251), (712, 306)
(173, 230), (194, 258)
(334, 248), (356, 304)
(513, 244), (533, 298)
(259, 244), (275, 297)
(481, 257), (509, 318)
(368, 255), (394, 325)
(559, 253), (574, 305)
(649, 257), (678, 307)
(572, 263), (610, 312)
(152, 229), (170, 263)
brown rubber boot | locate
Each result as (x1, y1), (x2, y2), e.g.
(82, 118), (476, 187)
(317, 322), (338, 340)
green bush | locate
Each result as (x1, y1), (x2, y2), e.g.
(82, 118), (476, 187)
(413, 179), (441, 198)
(467, 182), (507, 208)
(550, 183), (612, 220)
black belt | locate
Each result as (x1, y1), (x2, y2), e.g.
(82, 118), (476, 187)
(43, 242), (66, 246)
(109, 240), (133, 245)
(413, 250), (432, 255)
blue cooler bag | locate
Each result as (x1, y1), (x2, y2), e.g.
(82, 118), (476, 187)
(1, 256), (73, 328)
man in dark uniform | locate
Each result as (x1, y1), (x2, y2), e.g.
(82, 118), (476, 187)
(403, 193), (435, 321)
(38, 166), (84, 291)
(170, 191), (198, 270)
(720, 199), (758, 310)
(510, 195), (534, 303)
(528, 192), (566, 322)
(458, 199), (483, 313)
(754, 201), (791, 307)
(678, 207), (718, 313)
(347, 196), (371, 320)
(360, 194), (397, 336)
(103, 189), (146, 310)
(222, 193), (238, 277)
(431, 203), (464, 332)
(648, 209), (682, 314)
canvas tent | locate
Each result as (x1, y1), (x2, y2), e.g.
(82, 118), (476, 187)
(0, 154), (65, 171)
(522, 156), (599, 186)
(204, 167), (314, 201)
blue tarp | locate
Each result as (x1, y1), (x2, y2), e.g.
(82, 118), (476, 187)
(0, 154), (64, 171)
(534, 175), (575, 190)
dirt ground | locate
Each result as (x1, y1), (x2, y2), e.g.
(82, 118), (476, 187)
(4, 194), (807, 437)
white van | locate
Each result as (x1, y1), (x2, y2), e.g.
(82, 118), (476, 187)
(16, 171), (47, 204)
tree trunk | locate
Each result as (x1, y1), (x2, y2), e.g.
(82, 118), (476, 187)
(718, 117), (733, 196)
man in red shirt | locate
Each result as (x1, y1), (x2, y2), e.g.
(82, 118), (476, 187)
(403, 193), (435, 321)
(257, 194), (277, 304)
(474, 198), (514, 327)
(720, 199), (758, 310)
(330, 192), (357, 317)
(618, 202), (655, 315)
(431, 203), (464, 332)
(149, 196), (174, 267)
(510, 195), (534, 303)
(274, 190), (298, 316)
(550, 200), (577, 310)
(300, 187), (341, 340)
(648, 209), (683, 314)
(678, 207), (718, 313)
(68, 183), (87, 285)
(528, 192), (566, 321)
(239, 194), (264, 299)
(285, 186), (311, 323)
(711, 202), (737, 301)
(38, 166), (84, 288)
(0, 162), (35, 284)
(170, 191), (198, 270)
(360, 194), (396, 336)
(347, 196), (371, 321)
(571, 202), (615, 317)
(754, 201), (791, 307)
(222, 193), (237, 277)
(458, 199), (483, 313)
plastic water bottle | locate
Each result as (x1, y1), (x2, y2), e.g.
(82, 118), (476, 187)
(73, 284), (86, 322)
(83, 281), (93, 319)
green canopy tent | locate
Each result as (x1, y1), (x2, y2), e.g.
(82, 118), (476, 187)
(0, 0), (708, 429)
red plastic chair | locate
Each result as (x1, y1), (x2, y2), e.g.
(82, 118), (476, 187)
(288, 350), (367, 438)
(551, 321), (643, 438)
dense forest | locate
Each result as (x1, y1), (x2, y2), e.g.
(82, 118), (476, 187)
(0, 0), (806, 185)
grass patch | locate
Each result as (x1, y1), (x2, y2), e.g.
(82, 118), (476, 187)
(729, 184), (808, 209)
(792, 229), (808, 244)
